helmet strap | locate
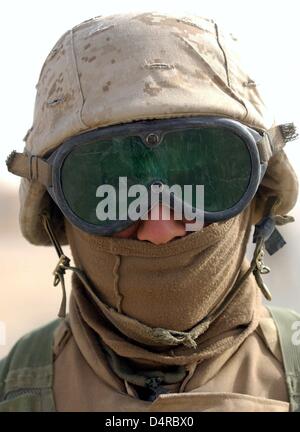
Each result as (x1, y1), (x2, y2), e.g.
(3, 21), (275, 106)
(41, 212), (71, 318)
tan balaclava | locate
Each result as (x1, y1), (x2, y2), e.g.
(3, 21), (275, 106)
(65, 204), (261, 375)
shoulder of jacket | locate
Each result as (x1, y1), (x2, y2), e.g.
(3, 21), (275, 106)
(256, 307), (284, 363)
(0, 319), (62, 402)
(267, 306), (300, 412)
(255, 305), (300, 363)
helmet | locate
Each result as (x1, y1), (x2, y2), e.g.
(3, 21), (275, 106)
(12, 12), (298, 245)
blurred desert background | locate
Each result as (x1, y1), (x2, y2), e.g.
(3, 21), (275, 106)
(0, 181), (73, 359)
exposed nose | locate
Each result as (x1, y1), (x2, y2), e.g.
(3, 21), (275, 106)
(136, 203), (186, 245)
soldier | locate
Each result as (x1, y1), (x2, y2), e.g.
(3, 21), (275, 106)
(1, 12), (300, 411)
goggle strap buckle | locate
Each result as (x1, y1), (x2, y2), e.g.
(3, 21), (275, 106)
(266, 123), (298, 155)
(257, 123), (298, 164)
(6, 151), (52, 187)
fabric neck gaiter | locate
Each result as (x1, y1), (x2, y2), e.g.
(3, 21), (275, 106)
(65, 205), (261, 368)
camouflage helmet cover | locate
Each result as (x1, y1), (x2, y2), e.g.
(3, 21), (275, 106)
(15, 12), (298, 245)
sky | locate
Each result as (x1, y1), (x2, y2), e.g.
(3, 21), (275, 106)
(1, 0), (300, 186)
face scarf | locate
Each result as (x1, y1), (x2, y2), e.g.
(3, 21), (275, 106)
(64, 204), (261, 372)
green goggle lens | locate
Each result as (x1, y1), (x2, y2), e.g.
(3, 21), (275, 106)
(60, 127), (252, 226)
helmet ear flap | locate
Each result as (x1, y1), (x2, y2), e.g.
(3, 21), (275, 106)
(252, 149), (298, 225)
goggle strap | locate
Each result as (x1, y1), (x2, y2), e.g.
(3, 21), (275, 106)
(6, 151), (52, 187)
(256, 123), (297, 164)
(267, 122), (298, 153)
(6, 123), (297, 187)
(256, 137), (273, 163)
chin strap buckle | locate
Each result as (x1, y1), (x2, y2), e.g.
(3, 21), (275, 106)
(42, 212), (71, 318)
(51, 254), (71, 318)
(253, 247), (272, 301)
(53, 255), (70, 287)
(255, 249), (270, 275)
(252, 208), (296, 302)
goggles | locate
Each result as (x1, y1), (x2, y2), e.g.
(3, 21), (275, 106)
(7, 116), (281, 236)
